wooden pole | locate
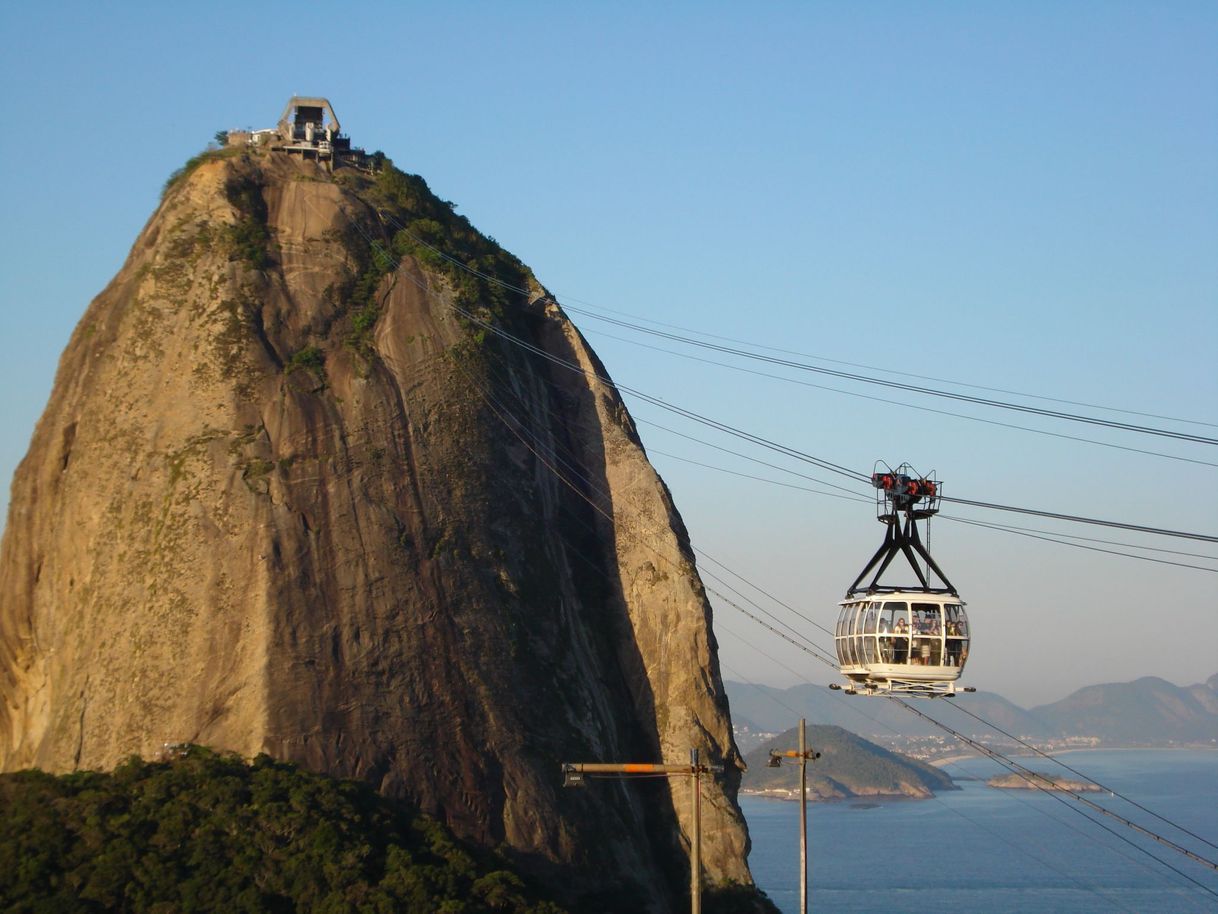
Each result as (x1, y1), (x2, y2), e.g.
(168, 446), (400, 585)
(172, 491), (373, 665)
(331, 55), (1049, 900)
(691, 747), (702, 914)
(769, 726), (818, 914)
(799, 718), (808, 914)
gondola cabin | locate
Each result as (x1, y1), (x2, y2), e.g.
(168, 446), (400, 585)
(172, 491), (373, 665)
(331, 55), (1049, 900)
(835, 592), (969, 694)
(833, 463), (974, 697)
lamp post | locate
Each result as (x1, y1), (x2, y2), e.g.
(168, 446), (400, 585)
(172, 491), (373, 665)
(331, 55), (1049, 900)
(768, 719), (820, 914)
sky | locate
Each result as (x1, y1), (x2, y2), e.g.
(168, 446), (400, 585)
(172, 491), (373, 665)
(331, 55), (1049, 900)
(1, 1), (1215, 708)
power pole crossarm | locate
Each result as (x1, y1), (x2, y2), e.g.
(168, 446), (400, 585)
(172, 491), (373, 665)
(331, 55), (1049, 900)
(560, 749), (722, 914)
(562, 762), (713, 775)
(768, 749), (818, 761)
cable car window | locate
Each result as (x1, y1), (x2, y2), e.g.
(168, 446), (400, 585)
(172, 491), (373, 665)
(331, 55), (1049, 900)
(864, 604), (878, 634)
(945, 634), (963, 666)
(842, 608), (858, 664)
(912, 603), (941, 635)
(878, 632), (894, 662)
(881, 601), (908, 664)
(857, 604), (871, 662)
(909, 603), (937, 665)
(894, 633), (909, 664)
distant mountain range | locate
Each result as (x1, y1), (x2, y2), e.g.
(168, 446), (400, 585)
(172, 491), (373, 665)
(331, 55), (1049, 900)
(727, 673), (1218, 749)
(1029, 673), (1218, 744)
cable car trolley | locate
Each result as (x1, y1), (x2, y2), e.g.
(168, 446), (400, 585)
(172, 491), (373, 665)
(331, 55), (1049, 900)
(833, 462), (972, 697)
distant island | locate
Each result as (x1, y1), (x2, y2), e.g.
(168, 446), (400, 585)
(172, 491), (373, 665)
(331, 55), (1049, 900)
(988, 772), (1101, 792)
(742, 724), (955, 802)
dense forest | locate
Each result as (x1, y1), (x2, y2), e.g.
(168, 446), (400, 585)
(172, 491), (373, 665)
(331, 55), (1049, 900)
(0, 747), (566, 913)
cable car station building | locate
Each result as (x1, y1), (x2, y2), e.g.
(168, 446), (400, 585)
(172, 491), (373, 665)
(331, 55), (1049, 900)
(226, 96), (369, 171)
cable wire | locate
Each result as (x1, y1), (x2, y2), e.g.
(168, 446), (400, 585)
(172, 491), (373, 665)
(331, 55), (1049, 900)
(380, 210), (1216, 431)
(348, 205), (1218, 546)
(581, 325), (1218, 468)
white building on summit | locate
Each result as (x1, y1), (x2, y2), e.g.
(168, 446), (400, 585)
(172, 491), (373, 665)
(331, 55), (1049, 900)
(227, 96), (369, 170)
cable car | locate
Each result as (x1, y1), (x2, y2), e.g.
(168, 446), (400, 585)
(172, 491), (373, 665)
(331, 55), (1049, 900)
(832, 463), (972, 697)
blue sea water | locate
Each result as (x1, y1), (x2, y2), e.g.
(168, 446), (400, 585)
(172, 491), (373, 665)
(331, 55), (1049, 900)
(742, 749), (1218, 914)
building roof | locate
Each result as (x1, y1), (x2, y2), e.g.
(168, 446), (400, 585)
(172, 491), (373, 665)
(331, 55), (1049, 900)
(277, 96), (341, 135)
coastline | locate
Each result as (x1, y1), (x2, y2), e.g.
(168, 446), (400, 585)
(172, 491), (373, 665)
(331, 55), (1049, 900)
(929, 744), (1218, 768)
(930, 753), (979, 767)
(739, 788), (927, 804)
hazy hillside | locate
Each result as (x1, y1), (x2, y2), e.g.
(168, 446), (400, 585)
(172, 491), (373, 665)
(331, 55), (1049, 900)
(728, 673), (1218, 747)
(741, 725), (955, 800)
(726, 682), (1050, 742)
(1032, 675), (1218, 744)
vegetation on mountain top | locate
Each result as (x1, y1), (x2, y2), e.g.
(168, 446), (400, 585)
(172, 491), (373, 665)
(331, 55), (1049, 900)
(335, 157), (535, 356)
(162, 146), (242, 198)
(222, 174), (273, 270)
(0, 747), (566, 914)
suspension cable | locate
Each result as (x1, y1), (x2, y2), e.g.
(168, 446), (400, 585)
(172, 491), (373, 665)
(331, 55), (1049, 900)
(379, 213), (1218, 446)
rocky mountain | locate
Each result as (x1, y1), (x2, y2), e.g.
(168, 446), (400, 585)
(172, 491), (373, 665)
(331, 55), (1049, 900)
(741, 725), (954, 800)
(0, 145), (759, 911)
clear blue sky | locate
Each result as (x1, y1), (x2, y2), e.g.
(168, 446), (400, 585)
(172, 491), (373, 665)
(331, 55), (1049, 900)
(1, 1), (1215, 706)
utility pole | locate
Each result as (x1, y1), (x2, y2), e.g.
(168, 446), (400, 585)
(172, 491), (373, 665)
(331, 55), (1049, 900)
(768, 720), (820, 914)
(562, 747), (721, 914)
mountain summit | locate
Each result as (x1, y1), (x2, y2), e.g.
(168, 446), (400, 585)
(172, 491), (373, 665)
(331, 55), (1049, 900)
(0, 134), (754, 909)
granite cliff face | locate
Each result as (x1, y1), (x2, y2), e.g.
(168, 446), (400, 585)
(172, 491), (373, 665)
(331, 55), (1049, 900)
(0, 149), (753, 909)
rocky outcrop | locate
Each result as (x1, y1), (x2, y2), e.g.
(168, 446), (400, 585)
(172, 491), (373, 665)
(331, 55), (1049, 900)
(988, 773), (1100, 792)
(0, 149), (753, 910)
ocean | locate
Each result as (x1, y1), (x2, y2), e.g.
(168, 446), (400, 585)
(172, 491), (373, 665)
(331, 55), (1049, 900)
(741, 749), (1218, 914)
